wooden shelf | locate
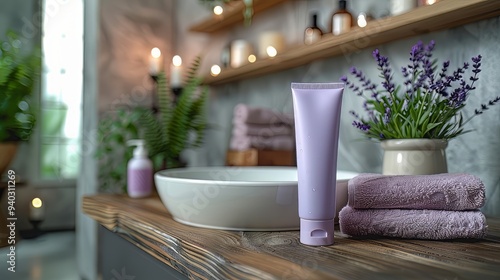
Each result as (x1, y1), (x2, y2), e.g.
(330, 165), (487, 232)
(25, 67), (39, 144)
(203, 0), (500, 86)
(189, 0), (289, 33)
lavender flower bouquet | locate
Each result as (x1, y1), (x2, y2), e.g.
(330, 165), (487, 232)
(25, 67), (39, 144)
(341, 40), (500, 141)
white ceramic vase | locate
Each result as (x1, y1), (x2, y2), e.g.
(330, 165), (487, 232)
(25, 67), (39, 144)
(381, 139), (448, 175)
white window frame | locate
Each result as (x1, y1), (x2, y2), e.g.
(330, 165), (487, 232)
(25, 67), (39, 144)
(32, 0), (84, 187)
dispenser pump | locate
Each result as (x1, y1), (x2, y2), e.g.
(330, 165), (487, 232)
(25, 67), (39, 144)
(127, 140), (148, 158)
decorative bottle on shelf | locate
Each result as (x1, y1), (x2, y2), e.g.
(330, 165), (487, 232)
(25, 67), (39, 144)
(304, 13), (323, 45)
(331, 0), (353, 35)
(127, 139), (153, 198)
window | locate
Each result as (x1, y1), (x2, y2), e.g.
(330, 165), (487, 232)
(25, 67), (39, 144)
(40, 0), (83, 180)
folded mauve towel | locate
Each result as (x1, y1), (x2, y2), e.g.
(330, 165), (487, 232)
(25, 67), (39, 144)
(233, 104), (293, 125)
(339, 206), (487, 240)
(348, 173), (485, 210)
(232, 123), (293, 137)
(229, 135), (294, 151)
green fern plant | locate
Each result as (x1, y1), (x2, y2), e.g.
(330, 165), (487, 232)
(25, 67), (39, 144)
(0, 30), (41, 142)
(140, 56), (208, 168)
(96, 56), (208, 192)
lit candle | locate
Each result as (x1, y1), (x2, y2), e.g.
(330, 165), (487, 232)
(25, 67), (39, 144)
(149, 47), (162, 75)
(230, 40), (253, 68)
(30, 197), (45, 221)
(171, 55), (183, 88)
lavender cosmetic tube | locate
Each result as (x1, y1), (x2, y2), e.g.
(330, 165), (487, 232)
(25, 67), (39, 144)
(291, 83), (344, 246)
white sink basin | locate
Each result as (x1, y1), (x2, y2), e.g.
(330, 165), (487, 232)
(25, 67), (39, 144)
(155, 166), (358, 231)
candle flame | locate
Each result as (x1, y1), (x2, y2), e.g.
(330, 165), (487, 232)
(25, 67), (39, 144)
(172, 55), (182, 67)
(32, 197), (43, 208)
(151, 47), (161, 58)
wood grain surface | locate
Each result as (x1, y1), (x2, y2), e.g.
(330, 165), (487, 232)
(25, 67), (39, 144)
(83, 194), (500, 280)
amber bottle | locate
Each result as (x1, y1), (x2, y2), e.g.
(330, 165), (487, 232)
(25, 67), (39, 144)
(304, 13), (323, 45)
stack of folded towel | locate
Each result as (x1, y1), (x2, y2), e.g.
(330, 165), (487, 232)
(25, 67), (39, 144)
(229, 104), (295, 151)
(339, 173), (488, 240)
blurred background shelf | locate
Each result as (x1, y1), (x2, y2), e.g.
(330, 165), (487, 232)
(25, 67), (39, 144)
(189, 0), (289, 33)
(202, 0), (500, 85)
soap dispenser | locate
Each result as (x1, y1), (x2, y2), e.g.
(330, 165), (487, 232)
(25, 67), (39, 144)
(127, 139), (153, 198)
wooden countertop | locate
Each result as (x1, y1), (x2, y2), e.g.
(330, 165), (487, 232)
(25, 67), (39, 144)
(83, 194), (500, 279)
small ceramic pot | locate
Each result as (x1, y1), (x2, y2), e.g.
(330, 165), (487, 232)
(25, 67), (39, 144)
(381, 139), (448, 175)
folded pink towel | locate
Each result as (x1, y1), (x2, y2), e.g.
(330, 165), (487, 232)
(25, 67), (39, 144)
(348, 173), (485, 210)
(232, 123), (293, 137)
(339, 206), (487, 240)
(233, 104), (293, 125)
(229, 135), (294, 151)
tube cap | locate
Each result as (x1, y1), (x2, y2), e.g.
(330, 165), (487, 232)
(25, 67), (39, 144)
(300, 218), (334, 246)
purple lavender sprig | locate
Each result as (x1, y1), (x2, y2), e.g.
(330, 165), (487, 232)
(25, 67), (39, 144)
(431, 60), (451, 96)
(352, 120), (370, 132)
(341, 67), (379, 99)
(405, 41), (424, 95)
(447, 55), (481, 108)
(373, 49), (395, 94)
(474, 96), (500, 115)
(419, 40), (436, 91)
(402, 40), (437, 95)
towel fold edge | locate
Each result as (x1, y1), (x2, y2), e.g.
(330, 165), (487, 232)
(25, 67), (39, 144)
(346, 173), (486, 211)
(339, 206), (488, 240)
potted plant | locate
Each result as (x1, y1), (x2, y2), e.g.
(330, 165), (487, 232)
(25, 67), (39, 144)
(0, 30), (41, 175)
(341, 40), (500, 175)
(95, 56), (208, 192)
